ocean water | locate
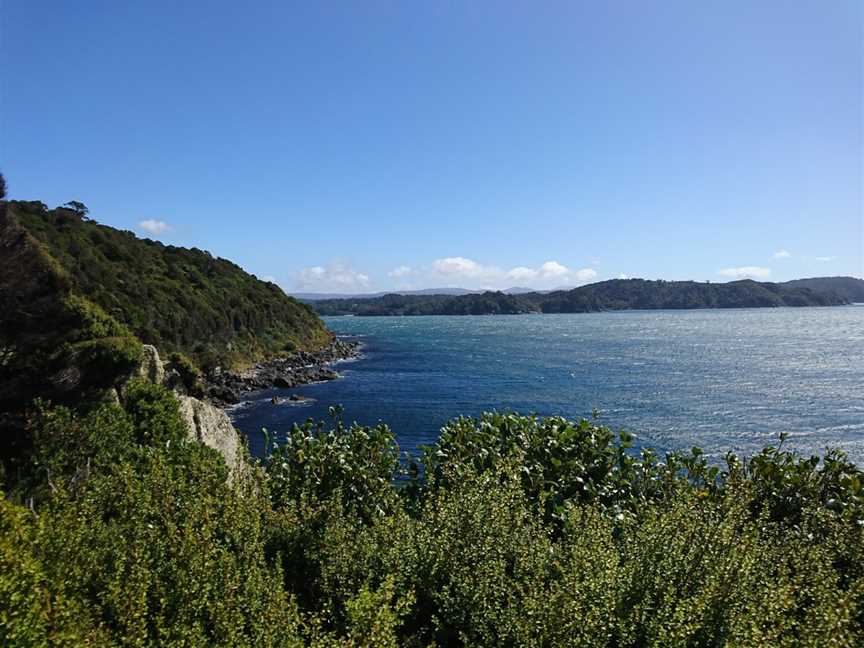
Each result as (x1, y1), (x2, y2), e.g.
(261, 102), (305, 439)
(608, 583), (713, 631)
(230, 307), (864, 464)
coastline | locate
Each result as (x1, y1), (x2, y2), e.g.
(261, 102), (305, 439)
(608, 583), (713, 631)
(203, 337), (362, 407)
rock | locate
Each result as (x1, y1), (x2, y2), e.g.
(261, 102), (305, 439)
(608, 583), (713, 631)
(49, 365), (82, 392)
(201, 338), (360, 404)
(177, 395), (246, 479)
(136, 344), (165, 385)
(288, 394), (313, 403)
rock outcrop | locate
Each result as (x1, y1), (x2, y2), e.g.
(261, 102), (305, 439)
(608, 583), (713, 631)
(131, 345), (247, 478)
(136, 345), (166, 385)
(177, 395), (245, 477)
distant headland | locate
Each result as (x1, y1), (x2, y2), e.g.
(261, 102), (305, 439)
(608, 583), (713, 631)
(303, 276), (864, 316)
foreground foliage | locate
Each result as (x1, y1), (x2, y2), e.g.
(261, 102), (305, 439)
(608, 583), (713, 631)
(2, 394), (863, 646)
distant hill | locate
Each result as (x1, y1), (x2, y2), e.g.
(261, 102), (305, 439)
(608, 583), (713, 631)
(314, 291), (540, 316)
(781, 277), (864, 303)
(311, 278), (850, 316)
(292, 287), (476, 301)
(293, 286), (540, 301)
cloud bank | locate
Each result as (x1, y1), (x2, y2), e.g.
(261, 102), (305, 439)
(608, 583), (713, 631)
(431, 257), (596, 288)
(294, 263), (370, 292)
(290, 257), (600, 294)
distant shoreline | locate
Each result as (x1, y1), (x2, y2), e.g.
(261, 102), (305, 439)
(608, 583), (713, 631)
(322, 302), (857, 317)
(306, 277), (862, 317)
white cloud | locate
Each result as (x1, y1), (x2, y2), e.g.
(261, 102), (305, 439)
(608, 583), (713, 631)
(538, 260), (569, 278)
(815, 256), (837, 262)
(571, 268), (598, 283)
(506, 266), (538, 282)
(294, 263), (370, 292)
(431, 257), (597, 288)
(388, 265), (414, 278)
(773, 250), (791, 259)
(718, 266), (772, 280)
(617, 273), (630, 280)
(432, 257), (498, 279)
(138, 219), (170, 235)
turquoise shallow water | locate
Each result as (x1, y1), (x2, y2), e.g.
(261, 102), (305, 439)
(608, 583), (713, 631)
(231, 306), (864, 463)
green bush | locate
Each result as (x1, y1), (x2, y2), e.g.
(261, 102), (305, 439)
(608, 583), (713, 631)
(166, 351), (204, 397)
(425, 412), (691, 523)
(2, 406), (863, 646)
(263, 412), (401, 520)
(61, 335), (143, 383)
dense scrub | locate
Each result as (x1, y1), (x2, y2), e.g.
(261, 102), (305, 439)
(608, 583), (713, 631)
(4, 200), (330, 370)
(311, 277), (856, 316)
(2, 392), (862, 646)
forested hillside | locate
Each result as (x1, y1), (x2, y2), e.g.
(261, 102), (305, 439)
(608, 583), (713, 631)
(5, 200), (331, 369)
(0, 198), (334, 475)
(311, 277), (850, 316)
(783, 276), (864, 303)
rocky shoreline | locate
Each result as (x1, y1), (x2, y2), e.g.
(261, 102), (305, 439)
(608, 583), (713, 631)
(203, 338), (361, 406)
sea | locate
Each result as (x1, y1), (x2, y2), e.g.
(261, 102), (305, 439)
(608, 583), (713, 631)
(230, 306), (864, 464)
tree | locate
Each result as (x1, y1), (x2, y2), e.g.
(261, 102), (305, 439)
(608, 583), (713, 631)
(62, 201), (89, 216)
(0, 172), (6, 200)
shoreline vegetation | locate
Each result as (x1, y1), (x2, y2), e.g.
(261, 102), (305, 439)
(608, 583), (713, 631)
(2, 195), (863, 645)
(308, 276), (864, 316)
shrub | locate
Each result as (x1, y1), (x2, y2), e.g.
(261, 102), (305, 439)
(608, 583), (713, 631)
(264, 412), (402, 520)
(2, 408), (863, 646)
(166, 351), (204, 397)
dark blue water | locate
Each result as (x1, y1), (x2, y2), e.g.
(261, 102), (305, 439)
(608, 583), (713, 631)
(231, 307), (864, 463)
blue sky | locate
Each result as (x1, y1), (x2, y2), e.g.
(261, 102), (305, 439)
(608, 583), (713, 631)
(3, 1), (861, 292)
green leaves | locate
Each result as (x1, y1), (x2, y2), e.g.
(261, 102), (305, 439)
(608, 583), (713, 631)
(264, 419), (401, 521)
(4, 402), (864, 646)
(423, 412), (864, 530)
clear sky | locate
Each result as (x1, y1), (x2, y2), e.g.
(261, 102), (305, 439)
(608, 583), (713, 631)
(3, 1), (862, 292)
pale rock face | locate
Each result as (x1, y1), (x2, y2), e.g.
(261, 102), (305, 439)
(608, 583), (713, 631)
(136, 344), (166, 385)
(176, 395), (245, 476)
(132, 344), (246, 478)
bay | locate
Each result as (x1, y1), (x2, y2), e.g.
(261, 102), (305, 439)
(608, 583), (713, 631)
(231, 306), (864, 463)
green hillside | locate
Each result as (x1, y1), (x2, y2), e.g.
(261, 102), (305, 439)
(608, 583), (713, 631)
(538, 278), (846, 312)
(4, 200), (331, 369)
(311, 277), (849, 316)
(0, 199), (333, 469)
(783, 276), (864, 303)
